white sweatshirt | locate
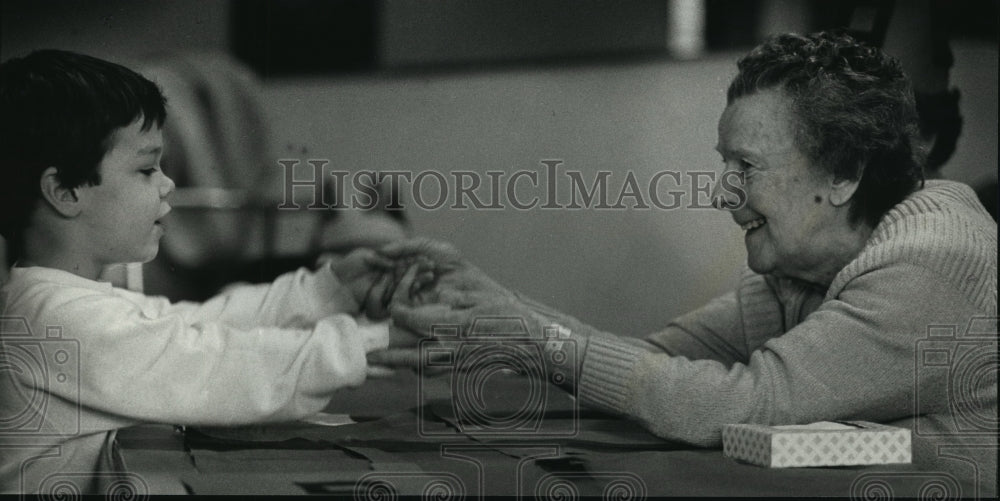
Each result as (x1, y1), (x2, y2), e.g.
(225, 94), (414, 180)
(0, 264), (386, 494)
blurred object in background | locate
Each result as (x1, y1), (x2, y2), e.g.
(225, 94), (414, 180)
(667, 0), (707, 59)
(0, 237), (7, 283)
(142, 52), (276, 268)
(232, 0), (702, 75)
(139, 52), (408, 301)
(851, 0), (995, 219)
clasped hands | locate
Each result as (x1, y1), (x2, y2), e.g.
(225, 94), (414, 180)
(325, 238), (583, 377)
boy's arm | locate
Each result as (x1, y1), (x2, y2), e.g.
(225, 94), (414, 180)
(24, 289), (388, 425)
(164, 263), (360, 330)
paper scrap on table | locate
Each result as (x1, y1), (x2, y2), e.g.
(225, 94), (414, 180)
(301, 412), (356, 427)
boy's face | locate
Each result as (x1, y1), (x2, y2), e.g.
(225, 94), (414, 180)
(76, 118), (174, 265)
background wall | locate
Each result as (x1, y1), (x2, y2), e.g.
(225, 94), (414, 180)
(0, 0), (230, 65)
(263, 57), (748, 335)
(262, 40), (997, 335)
(2, 1), (996, 335)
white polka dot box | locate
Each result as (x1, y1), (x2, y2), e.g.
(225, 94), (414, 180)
(722, 421), (912, 468)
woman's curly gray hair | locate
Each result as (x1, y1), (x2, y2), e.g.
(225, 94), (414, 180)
(728, 31), (925, 227)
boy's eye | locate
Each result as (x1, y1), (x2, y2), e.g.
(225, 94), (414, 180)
(140, 167), (158, 176)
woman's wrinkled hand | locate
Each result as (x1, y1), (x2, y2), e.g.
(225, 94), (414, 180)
(377, 238), (463, 272)
(379, 238), (517, 308)
(324, 246), (437, 319)
(387, 258), (543, 342)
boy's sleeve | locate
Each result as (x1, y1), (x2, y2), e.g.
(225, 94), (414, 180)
(163, 263), (359, 330)
(29, 289), (372, 426)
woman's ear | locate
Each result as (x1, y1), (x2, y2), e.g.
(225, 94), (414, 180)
(829, 169), (862, 207)
(39, 167), (83, 217)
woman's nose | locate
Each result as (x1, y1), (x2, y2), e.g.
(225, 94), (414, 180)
(711, 168), (746, 210)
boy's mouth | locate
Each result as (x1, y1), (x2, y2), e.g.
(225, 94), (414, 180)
(154, 205), (171, 227)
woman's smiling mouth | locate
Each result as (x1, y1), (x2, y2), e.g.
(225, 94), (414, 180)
(740, 217), (766, 231)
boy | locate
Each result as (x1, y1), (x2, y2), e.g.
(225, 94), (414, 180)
(0, 50), (408, 494)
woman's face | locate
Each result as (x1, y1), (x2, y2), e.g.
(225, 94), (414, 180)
(714, 88), (854, 284)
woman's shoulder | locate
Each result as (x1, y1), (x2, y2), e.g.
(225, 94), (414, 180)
(868, 180), (996, 256)
(880, 180), (993, 226)
(834, 180), (996, 311)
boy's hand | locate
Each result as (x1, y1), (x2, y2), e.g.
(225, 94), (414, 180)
(324, 248), (394, 317)
(388, 320), (424, 348)
(366, 343), (455, 374)
(354, 317), (390, 353)
(365, 260), (437, 318)
(365, 321), (439, 372)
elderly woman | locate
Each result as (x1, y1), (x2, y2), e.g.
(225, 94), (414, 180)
(380, 32), (997, 494)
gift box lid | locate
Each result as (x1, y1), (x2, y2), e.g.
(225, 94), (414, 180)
(722, 421), (912, 468)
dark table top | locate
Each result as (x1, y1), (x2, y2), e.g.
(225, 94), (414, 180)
(116, 368), (953, 497)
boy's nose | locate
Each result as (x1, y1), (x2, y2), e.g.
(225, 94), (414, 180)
(160, 173), (176, 198)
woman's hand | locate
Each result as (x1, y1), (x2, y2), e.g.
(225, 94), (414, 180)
(377, 238), (464, 273)
(378, 238), (518, 307)
(376, 260), (591, 392)
(324, 246), (437, 319)
(388, 256), (541, 340)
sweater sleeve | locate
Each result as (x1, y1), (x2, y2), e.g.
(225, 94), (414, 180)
(25, 287), (369, 426)
(154, 263), (359, 330)
(644, 291), (747, 366)
(577, 261), (987, 446)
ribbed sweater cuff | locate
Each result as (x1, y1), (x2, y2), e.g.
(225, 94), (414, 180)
(578, 335), (647, 414)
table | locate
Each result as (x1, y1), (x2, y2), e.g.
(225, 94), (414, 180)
(116, 368), (966, 497)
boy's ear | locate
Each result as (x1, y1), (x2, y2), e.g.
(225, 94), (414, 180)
(39, 167), (83, 217)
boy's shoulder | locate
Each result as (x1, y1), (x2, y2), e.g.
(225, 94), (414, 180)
(1, 267), (126, 335)
(3, 266), (115, 295)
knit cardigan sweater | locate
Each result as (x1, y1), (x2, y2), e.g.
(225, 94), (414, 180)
(575, 180), (997, 494)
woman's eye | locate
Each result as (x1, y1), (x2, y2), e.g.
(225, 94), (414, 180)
(140, 167), (159, 176)
(739, 159), (753, 170)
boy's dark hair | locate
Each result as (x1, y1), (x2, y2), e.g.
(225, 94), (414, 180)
(0, 49), (166, 259)
(728, 31), (924, 228)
